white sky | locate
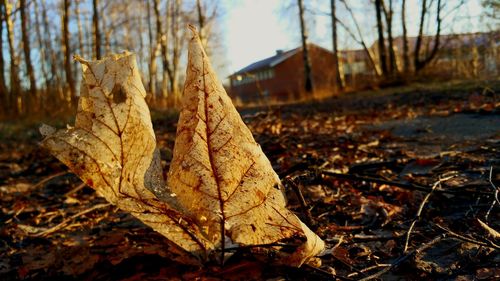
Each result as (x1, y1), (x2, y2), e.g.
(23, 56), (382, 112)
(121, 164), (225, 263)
(220, 0), (490, 78)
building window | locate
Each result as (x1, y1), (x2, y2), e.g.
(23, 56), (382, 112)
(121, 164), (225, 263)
(232, 69), (275, 87)
(233, 75), (243, 86)
(344, 62), (366, 75)
(257, 69), (274, 81)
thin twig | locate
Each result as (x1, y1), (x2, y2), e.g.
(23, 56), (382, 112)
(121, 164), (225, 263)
(358, 234), (446, 281)
(33, 203), (112, 237)
(326, 232), (404, 244)
(319, 236), (345, 256)
(332, 235), (344, 250)
(222, 242), (295, 252)
(326, 242), (368, 278)
(32, 171), (69, 189)
(320, 170), (492, 196)
(435, 223), (500, 250)
(489, 166), (499, 204)
(485, 201), (496, 220)
(486, 166), (499, 220)
(64, 182), (87, 197)
(404, 175), (453, 252)
(347, 264), (392, 278)
(284, 177), (315, 228)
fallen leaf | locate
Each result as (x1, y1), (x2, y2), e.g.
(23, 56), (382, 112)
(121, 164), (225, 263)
(477, 219), (500, 239)
(40, 27), (324, 266)
(167, 25), (323, 266)
(41, 51), (213, 261)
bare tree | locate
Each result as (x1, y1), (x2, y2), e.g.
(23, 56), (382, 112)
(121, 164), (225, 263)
(330, 0), (344, 90)
(153, 0), (173, 100)
(33, 0), (50, 96)
(0, 1), (7, 109)
(20, 0), (37, 111)
(146, 0), (158, 97)
(482, 0), (499, 25)
(100, 2), (112, 55)
(382, 0), (397, 75)
(414, 0), (442, 72)
(122, 2), (133, 51)
(3, 0), (20, 115)
(339, 0), (380, 77)
(193, 0), (220, 57)
(170, 0), (182, 103)
(93, 0), (101, 59)
(375, 0), (388, 76)
(41, 0), (64, 104)
(196, 0), (205, 47)
(61, 0), (76, 107)
(75, 0), (86, 57)
(401, 0), (410, 73)
(297, 0), (314, 93)
(137, 3), (145, 67)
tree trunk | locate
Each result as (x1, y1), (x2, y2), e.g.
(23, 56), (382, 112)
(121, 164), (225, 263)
(153, 0), (172, 101)
(75, 0), (86, 57)
(92, 0), (101, 59)
(375, 0), (388, 77)
(330, 0), (344, 90)
(401, 0), (410, 73)
(383, 0), (397, 75)
(415, 0), (442, 72)
(3, 0), (21, 115)
(33, 0), (50, 94)
(147, 0), (157, 98)
(297, 0), (313, 93)
(138, 3), (145, 75)
(426, 0), (442, 65)
(41, 0), (64, 105)
(414, 0), (426, 72)
(61, 0), (76, 107)
(20, 0), (37, 112)
(340, 0), (381, 77)
(0, 1), (8, 111)
(170, 0), (182, 104)
(100, 5), (111, 54)
(196, 0), (206, 48)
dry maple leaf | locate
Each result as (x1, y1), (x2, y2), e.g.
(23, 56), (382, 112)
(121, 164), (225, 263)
(168, 25), (324, 265)
(40, 52), (214, 260)
(40, 27), (324, 266)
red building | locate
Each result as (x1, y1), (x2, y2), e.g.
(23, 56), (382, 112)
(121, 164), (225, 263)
(228, 44), (339, 103)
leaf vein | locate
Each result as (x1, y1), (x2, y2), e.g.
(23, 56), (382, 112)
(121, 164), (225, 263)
(56, 137), (118, 199)
(224, 161), (256, 204)
(77, 127), (120, 162)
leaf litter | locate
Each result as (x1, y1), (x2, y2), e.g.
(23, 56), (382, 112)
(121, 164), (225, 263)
(0, 32), (499, 280)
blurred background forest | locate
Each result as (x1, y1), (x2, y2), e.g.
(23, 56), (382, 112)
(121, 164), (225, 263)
(0, 0), (498, 119)
(0, 2), (499, 279)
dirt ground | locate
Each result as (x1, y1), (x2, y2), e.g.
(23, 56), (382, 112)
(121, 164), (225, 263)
(1, 81), (499, 280)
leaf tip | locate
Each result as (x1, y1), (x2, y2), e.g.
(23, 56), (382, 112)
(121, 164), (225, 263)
(188, 24), (199, 39)
(74, 54), (90, 65)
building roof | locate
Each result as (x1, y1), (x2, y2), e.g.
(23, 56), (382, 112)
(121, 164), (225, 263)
(231, 43), (339, 77)
(231, 31), (498, 78)
(231, 46), (301, 76)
